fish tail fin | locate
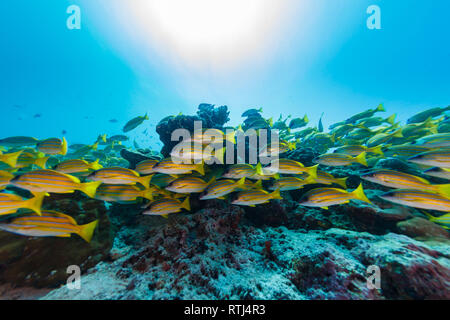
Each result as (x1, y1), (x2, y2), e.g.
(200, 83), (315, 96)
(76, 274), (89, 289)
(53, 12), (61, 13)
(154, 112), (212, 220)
(1, 151), (22, 168)
(180, 196), (190, 211)
(207, 176), (216, 186)
(79, 181), (102, 198)
(91, 141), (99, 150)
(25, 192), (46, 216)
(386, 114), (396, 125)
(212, 147), (225, 164)
(139, 174), (154, 189)
(235, 177), (246, 188)
(288, 141), (297, 150)
(303, 114), (309, 123)
(335, 177), (348, 189)
(351, 183), (372, 204)
(34, 156), (50, 169)
(368, 145), (384, 156)
(78, 220), (98, 243)
(376, 104), (385, 112)
(91, 159), (103, 170)
(144, 113), (149, 120)
(354, 152), (368, 167)
(435, 184), (450, 198)
(195, 163), (205, 175)
(225, 130), (236, 144)
(270, 188), (283, 200)
(258, 107), (263, 113)
(305, 164), (319, 180)
(392, 128), (403, 138)
(61, 137), (68, 156)
(303, 175), (317, 185)
(421, 210), (436, 221)
(255, 162), (264, 175)
(142, 189), (154, 201)
(253, 180), (263, 189)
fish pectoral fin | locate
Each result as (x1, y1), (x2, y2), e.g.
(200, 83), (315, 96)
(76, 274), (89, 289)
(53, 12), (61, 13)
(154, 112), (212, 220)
(161, 214), (169, 219)
(321, 206), (329, 210)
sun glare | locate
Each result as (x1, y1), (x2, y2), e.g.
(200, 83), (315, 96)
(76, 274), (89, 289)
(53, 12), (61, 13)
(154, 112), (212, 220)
(127, 0), (291, 70)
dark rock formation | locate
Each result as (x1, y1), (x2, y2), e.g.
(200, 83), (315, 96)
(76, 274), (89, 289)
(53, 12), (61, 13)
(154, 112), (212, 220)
(0, 193), (114, 288)
(156, 104), (230, 157)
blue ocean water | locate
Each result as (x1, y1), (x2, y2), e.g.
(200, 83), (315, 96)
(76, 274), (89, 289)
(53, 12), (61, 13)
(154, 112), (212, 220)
(0, 0), (449, 147)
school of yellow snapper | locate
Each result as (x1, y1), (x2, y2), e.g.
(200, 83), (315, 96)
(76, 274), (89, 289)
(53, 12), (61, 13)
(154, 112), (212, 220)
(0, 104), (449, 243)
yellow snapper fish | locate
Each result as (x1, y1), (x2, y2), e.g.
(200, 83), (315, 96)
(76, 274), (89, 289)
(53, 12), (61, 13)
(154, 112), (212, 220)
(135, 159), (159, 175)
(235, 179), (263, 191)
(0, 192), (45, 216)
(315, 170), (348, 189)
(37, 137), (68, 155)
(422, 211), (450, 229)
(333, 145), (384, 157)
(10, 169), (101, 198)
(424, 167), (450, 180)
(0, 170), (14, 190)
(222, 163), (262, 179)
(95, 184), (156, 202)
(69, 142), (99, 157)
(152, 158), (205, 175)
(413, 133), (450, 148)
(15, 151), (49, 169)
(258, 140), (296, 157)
(264, 159), (318, 178)
(171, 142), (225, 164)
(165, 176), (215, 194)
(0, 136), (39, 147)
(268, 176), (316, 191)
(378, 189), (450, 212)
(87, 167), (154, 188)
(345, 104), (385, 124)
(366, 128), (403, 148)
(0, 211), (98, 242)
(143, 197), (190, 218)
(314, 152), (367, 167)
(184, 128), (236, 145)
(123, 113), (149, 133)
(383, 144), (432, 158)
(361, 169), (450, 196)
(0, 150), (23, 168)
(401, 117), (436, 138)
(200, 177), (246, 200)
(298, 184), (372, 209)
(232, 189), (282, 207)
(355, 114), (396, 127)
(407, 149), (450, 168)
(55, 159), (102, 174)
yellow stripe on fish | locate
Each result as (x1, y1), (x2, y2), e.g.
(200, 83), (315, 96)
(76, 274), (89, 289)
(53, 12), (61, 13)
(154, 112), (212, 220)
(0, 192), (45, 216)
(361, 169), (450, 197)
(269, 176), (316, 191)
(153, 158), (205, 175)
(200, 177), (246, 200)
(87, 167), (154, 188)
(135, 159), (159, 175)
(0, 150), (23, 168)
(379, 189), (450, 212)
(95, 184), (155, 202)
(37, 137), (68, 155)
(264, 159), (318, 178)
(231, 188), (282, 206)
(143, 197), (190, 217)
(314, 152), (367, 167)
(298, 184), (371, 209)
(408, 149), (450, 168)
(0, 210), (98, 242)
(11, 169), (101, 198)
(55, 159), (102, 174)
(166, 176), (216, 193)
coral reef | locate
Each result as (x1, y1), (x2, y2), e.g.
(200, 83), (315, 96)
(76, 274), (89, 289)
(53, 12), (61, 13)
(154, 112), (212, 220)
(156, 104), (230, 157)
